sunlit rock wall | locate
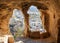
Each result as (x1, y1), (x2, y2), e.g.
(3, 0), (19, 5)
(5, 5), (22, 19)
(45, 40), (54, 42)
(0, 0), (60, 43)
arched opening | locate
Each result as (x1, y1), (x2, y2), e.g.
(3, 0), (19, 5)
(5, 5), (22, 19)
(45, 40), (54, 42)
(9, 9), (25, 41)
(27, 5), (46, 33)
(27, 5), (48, 39)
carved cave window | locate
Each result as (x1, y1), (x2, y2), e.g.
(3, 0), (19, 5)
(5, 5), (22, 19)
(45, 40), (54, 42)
(9, 9), (25, 41)
(27, 5), (47, 34)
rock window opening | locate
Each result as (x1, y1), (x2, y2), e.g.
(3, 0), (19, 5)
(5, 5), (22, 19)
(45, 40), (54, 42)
(27, 5), (47, 34)
(9, 9), (25, 41)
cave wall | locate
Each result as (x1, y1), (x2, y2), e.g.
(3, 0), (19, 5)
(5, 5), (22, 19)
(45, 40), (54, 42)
(0, 0), (60, 43)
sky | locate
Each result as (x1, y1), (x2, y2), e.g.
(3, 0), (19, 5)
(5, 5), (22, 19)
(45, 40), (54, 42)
(28, 5), (39, 12)
(27, 5), (40, 15)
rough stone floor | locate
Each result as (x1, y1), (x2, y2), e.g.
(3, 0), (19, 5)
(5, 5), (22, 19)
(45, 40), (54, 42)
(14, 37), (56, 43)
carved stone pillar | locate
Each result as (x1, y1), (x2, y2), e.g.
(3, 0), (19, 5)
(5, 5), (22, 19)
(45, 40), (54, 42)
(22, 9), (29, 37)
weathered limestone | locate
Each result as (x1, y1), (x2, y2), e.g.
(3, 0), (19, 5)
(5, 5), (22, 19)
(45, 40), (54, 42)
(0, 0), (60, 43)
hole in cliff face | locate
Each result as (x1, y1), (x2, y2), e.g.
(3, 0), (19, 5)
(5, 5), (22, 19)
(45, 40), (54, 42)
(27, 5), (47, 33)
(27, 5), (50, 39)
(9, 9), (25, 41)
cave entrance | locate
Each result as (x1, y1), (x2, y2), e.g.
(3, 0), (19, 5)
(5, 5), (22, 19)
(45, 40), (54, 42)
(9, 9), (25, 41)
(26, 5), (50, 39)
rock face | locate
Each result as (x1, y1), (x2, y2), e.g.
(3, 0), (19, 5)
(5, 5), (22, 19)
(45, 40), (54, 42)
(0, 0), (60, 43)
